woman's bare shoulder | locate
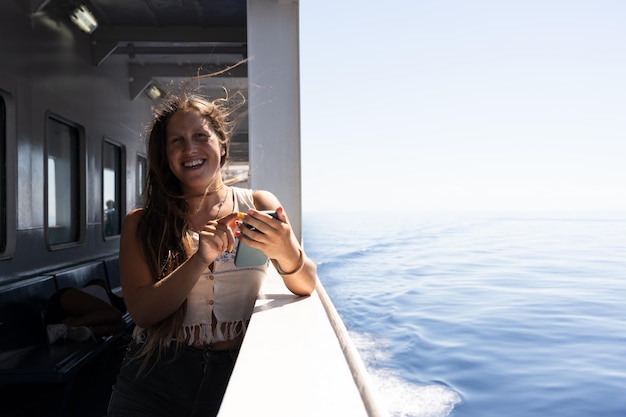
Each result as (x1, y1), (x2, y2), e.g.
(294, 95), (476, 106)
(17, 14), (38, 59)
(121, 208), (145, 232)
(252, 190), (280, 211)
(126, 208), (145, 220)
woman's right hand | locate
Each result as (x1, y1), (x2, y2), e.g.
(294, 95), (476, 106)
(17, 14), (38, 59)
(194, 212), (239, 265)
(120, 210), (241, 328)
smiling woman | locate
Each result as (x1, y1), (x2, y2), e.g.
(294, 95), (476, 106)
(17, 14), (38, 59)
(107, 85), (317, 417)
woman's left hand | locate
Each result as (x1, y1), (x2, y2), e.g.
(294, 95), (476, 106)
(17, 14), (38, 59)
(238, 198), (316, 296)
(237, 207), (301, 266)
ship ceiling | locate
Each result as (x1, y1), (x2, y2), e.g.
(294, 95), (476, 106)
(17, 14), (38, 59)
(31, 0), (249, 164)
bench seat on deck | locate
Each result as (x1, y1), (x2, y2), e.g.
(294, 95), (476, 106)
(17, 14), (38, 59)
(0, 257), (132, 415)
(0, 259), (132, 382)
(0, 275), (57, 372)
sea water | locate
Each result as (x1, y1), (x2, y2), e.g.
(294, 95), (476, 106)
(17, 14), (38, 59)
(303, 211), (626, 417)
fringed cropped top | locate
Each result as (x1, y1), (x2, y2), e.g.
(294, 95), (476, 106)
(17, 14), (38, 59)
(133, 187), (269, 346)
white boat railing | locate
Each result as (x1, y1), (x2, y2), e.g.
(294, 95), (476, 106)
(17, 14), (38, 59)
(218, 267), (387, 416)
(315, 280), (388, 417)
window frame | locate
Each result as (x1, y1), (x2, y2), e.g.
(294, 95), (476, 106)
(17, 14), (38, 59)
(0, 89), (16, 260)
(44, 112), (87, 250)
(135, 153), (147, 209)
(102, 137), (126, 239)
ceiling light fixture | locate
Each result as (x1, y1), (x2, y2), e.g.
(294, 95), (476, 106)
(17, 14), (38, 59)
(70, 5), (98, 34)
(145, 84), (164, 100)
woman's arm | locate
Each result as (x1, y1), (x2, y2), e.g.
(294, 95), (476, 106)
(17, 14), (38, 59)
(240, 191), (317, 296)
(119, 209), (237, 327)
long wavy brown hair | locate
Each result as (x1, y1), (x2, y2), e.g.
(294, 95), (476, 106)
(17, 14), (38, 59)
(133, 81), (244, 371)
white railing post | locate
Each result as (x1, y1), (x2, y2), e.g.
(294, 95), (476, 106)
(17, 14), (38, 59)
(247, 0), (302, 239)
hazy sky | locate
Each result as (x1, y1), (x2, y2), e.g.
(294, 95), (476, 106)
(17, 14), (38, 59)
(299, 1), (626, 213)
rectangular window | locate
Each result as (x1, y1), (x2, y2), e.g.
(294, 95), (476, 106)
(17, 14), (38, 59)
(0, 96), (6, 253)
(136, 154), (147, 208)
(46, 115), (84, 247)
(103, 140), (123, 237)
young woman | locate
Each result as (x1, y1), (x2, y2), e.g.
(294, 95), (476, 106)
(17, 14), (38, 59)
(107, 89), (316, 417)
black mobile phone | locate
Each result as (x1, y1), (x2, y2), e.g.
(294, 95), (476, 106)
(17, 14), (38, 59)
(234, 210), (278, 268)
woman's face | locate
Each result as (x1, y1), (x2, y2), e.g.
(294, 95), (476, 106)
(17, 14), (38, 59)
(165, 108), (223, 194)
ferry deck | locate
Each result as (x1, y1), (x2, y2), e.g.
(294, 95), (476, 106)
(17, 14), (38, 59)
(0, 1), (385, 416)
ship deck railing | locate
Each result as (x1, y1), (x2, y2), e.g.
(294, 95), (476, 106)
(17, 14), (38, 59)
(219, 266), (387, 417)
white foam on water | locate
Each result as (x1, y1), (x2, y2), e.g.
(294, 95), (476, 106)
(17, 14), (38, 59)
(372, 370), (461, 417)
(350, 332), (462, 417)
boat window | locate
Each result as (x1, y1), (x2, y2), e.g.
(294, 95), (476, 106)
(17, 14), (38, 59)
(103, 140), (124, 238)
(46, 115), (84, 247)
(136, 154), (147, 208)
(0, 96), (5, 253)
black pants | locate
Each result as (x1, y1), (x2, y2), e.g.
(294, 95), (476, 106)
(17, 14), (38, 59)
(107, 342), (239, 417)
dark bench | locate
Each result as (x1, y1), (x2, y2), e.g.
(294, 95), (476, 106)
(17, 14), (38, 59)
(54, 261), (109, 291)
(0, 275), (57, 369)
(0, 257), (132, 416)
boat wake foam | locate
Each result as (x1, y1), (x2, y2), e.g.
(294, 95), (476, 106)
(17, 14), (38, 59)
(350, 331), (461, 417)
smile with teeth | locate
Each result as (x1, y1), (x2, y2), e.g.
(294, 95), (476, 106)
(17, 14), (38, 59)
(183, 159), (205, 168)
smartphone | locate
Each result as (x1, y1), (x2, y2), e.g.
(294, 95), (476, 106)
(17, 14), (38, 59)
(234, 210), (278, 268)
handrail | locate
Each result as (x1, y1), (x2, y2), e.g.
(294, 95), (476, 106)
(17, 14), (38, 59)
(315, 280), (389, 417)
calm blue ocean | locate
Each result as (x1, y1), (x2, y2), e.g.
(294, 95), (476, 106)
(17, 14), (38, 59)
(303, 211), (626, 417)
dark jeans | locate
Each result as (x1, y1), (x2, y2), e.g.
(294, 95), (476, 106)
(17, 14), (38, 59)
(107, 342), (239, 417)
